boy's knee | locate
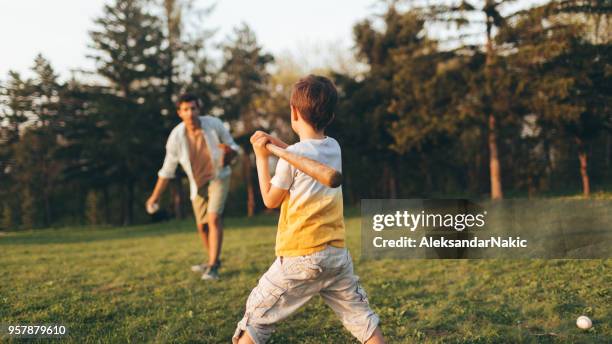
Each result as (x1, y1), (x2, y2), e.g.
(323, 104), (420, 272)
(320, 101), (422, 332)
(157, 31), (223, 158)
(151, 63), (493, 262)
(345, 312), (380, 343)
(365, 326), (385, 344)
(233, 326), (255, 344)
(232, 316), (274, 344)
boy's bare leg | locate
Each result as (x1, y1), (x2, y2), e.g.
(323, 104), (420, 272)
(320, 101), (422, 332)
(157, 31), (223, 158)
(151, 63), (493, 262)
(207, 212), (223, 266)
(235, 323), (382, 343)
(236, 331), (255, 344)
(365, 327), (385, 344)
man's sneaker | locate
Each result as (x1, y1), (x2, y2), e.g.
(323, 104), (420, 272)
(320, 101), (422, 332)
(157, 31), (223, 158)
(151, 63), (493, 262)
(191, 263), (207, 273)
(201, 264), (219, 280)
(191, 259), (221, 273)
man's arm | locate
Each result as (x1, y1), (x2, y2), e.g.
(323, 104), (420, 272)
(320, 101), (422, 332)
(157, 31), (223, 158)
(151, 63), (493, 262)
(216, 119), (240, 151)
(149, 133), (179, 206)
(146, 178), (170, 208)
(215, 118), (241, 166)
(158, 132), (180, 179)
(219, 143), (238, 167)
(251, 131), (287, 209)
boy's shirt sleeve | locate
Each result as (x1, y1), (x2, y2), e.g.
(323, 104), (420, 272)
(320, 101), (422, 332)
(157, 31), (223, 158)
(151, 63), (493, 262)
(270, 155), (294, 190)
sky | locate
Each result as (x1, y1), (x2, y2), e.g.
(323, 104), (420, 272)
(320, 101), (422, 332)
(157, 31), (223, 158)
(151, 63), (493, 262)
(0, 0), (379, 80)
(0, 0), (546, 81)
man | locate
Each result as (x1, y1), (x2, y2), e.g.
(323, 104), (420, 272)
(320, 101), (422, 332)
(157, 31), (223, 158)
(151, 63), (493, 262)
(147, 93), (240, 280)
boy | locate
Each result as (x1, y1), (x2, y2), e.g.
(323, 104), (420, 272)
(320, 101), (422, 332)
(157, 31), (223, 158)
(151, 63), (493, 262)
(233, 75), (385, 344)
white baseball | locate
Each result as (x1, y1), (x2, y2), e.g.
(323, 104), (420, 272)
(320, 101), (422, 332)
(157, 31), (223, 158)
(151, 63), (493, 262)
(576, 315), (592, 330)
(146, 202), (159, 214)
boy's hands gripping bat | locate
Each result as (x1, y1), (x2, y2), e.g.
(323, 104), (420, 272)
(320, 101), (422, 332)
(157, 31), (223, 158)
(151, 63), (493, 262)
(265, 143), (343, 188)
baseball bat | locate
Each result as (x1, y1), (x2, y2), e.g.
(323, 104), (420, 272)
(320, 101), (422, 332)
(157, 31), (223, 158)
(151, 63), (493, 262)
(265, 143), (342, 188)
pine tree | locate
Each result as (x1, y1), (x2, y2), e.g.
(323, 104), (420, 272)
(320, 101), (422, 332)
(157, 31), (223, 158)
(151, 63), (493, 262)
(1, 71), (34, 203)
(89, 0), (165, 97)
(30, 55), (62, 225)
(219, 23), (274, 127)
(387, 10), (485, 196)
(89, 0), (166, 224)
(1, 71), (33, 143)
(161, 0), (217, 113)
(159, 0), (217, 219)
(501, 1), (611, 196)
(416, 0), (525, 200)
(219, 23), (273, 216)
(1, 55), (63, 227)
(339, 7), (433, 198)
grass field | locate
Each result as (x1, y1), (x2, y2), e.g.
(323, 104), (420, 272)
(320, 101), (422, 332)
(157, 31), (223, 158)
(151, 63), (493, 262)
(1, 210), (610, 343)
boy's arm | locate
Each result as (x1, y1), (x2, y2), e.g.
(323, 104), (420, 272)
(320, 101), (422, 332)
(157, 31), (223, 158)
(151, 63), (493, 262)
(251, 131), (288, 208)
(251, 130), (289, 149)
(263, 133), (289, 149)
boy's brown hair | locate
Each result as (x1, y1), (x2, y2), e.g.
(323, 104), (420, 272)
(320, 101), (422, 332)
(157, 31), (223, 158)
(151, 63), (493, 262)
(290, 75), (338, 131)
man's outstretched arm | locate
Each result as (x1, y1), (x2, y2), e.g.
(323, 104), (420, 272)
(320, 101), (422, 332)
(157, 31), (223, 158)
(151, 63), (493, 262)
(216, 117), (242, 166)
(149, 134), (179, 206)
(147, 177), (170, 208)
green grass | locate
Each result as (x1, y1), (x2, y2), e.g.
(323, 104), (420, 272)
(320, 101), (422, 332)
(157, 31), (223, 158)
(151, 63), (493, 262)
(1, 211), (610, 343)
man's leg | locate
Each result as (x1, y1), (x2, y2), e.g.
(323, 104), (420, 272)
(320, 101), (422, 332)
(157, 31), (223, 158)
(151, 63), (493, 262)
(207, 212), (223, 266)
(206, 176), (230, 268)
(191, 188), (211, 271)
(196, 222), (210, 252)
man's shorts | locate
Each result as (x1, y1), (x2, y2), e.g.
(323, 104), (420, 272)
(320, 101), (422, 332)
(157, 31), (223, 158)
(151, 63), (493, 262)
(191, 175), (230, 224)
(232, 245), (380, 344)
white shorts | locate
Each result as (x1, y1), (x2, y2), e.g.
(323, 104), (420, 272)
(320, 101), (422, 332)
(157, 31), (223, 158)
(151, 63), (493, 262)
(232, 246), (380, 343)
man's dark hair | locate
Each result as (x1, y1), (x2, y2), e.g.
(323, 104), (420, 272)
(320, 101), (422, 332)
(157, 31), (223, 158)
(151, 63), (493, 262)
(176, 93), (200, 109)
(290, 75), (338, 131)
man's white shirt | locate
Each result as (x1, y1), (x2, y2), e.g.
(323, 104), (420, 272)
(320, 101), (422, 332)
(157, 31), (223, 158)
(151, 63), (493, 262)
(158, 115), (240, 200)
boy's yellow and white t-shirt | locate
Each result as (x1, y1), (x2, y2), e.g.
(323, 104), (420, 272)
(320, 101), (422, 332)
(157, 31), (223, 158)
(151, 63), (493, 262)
(270, 137), (345, 257)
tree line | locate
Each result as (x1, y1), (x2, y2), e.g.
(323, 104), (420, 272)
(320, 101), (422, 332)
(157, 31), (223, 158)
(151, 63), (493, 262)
(0, 0), (610, 229)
